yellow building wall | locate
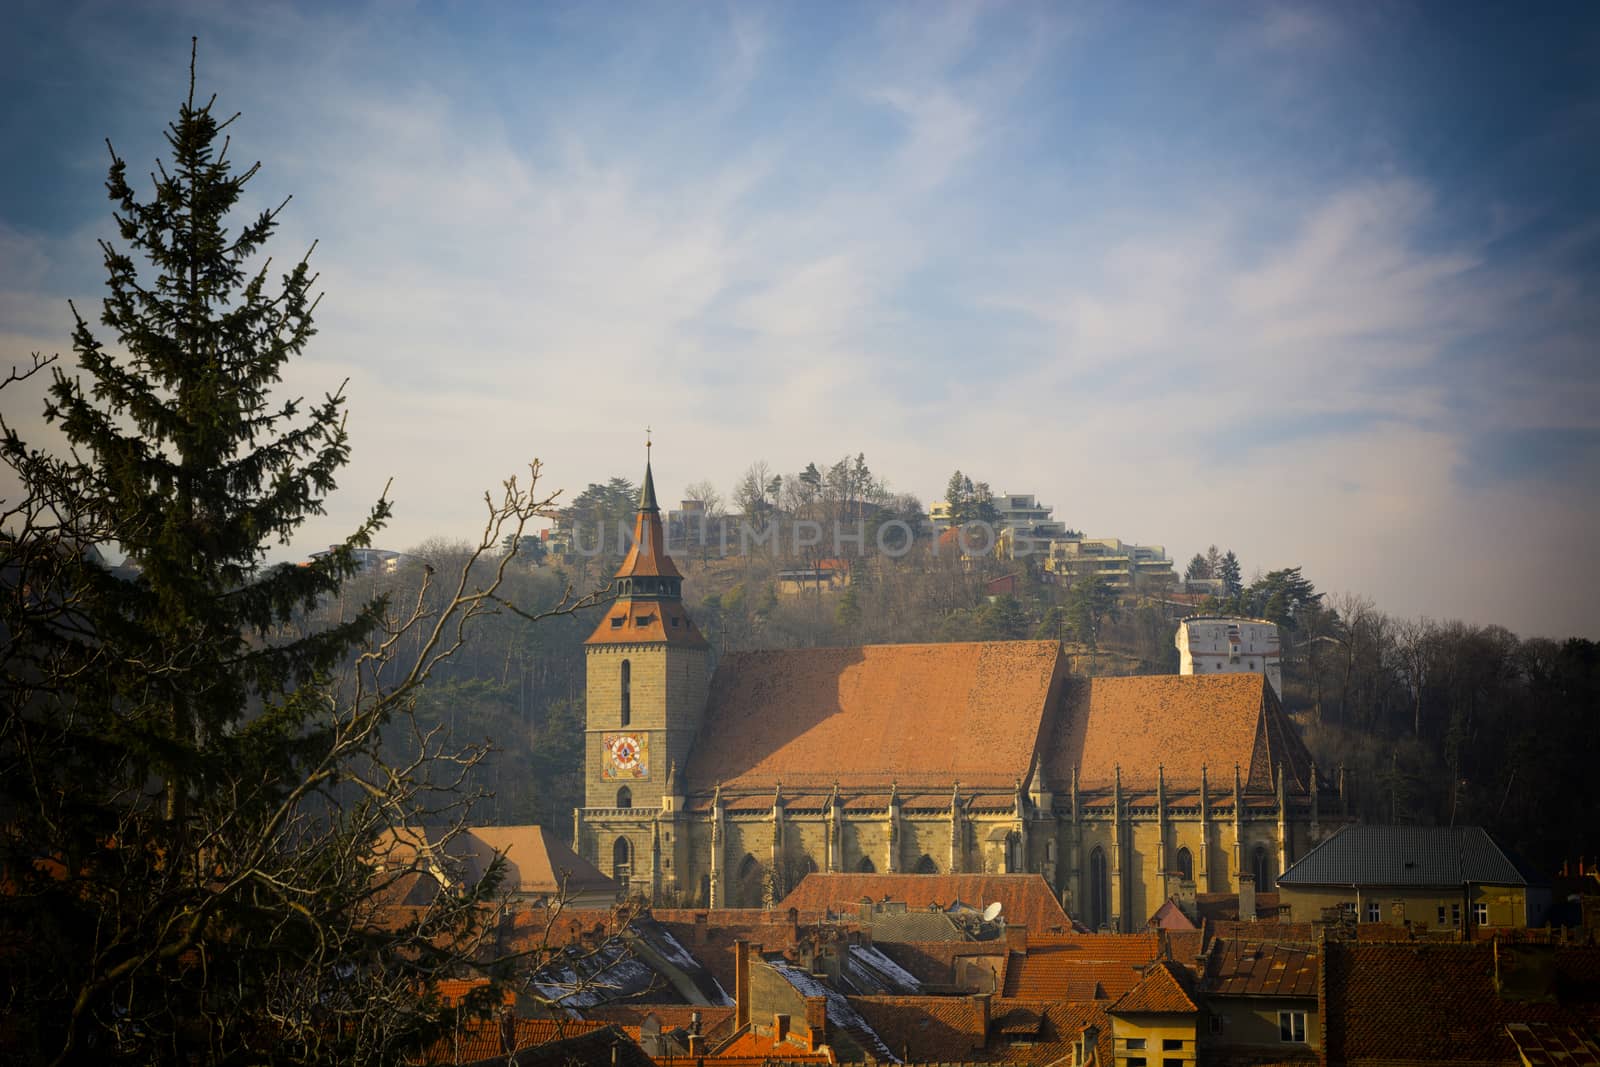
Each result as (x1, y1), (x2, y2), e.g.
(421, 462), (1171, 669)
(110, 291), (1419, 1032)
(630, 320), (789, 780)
(1278, 883), (1529, 929)
(1207, 998), (1318, 1049)
(1112, 1014), (1198, 1066)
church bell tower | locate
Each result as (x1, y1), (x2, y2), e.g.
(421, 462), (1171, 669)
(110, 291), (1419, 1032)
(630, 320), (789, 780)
(579, 449), (708, 890)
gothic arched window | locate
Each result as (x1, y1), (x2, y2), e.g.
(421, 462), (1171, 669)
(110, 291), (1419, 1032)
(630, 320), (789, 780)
(1005, 832), (1023, 874)
(619, 659), (631, 726)
(616, 786), (632, 809)
(1088, 846), (1110, 931)
(612, 837), (632, 887)
(856, 855), (876, 873)
(1176, 846), (1194, 882)
(1253, 846), (1274, 891)
(736, 854), (764, 908)
(913, 854), (938, 875)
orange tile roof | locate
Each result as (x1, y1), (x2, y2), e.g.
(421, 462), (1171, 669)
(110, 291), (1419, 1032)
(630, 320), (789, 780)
(410, 1016), (609, 1064)
(1042, 674), (1316, 791)
(582, 1004), (737, 1037)
(778, 873), (1073, 934)
(713, 1025), (833, 1060)
(584, 595), (707, 647)
(982, 1000), (1110, 1065)
(613, 464), (682, 581)
(849, 995), (987, 1061)
(371, 824), (619, 908)
(1001, 934), (1162, 1000)
(1322, 942), (1600, 1063)
(1109, 960), (1198, 1015)
(684, 641), (1065, 792)
(1203, 939), (1319, 998)
(432, 978), (516, 1007)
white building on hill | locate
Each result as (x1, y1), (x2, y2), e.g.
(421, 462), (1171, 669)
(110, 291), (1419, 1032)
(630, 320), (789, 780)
(1177, 616), (1282, 699)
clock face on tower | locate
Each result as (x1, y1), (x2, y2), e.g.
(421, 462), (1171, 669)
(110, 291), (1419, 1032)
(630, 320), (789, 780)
(602, 732), (649, 780)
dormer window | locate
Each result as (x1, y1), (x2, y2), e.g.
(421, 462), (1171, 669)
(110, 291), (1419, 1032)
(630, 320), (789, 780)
(610, 617), (624, 629)
(636, 614), (654, 626)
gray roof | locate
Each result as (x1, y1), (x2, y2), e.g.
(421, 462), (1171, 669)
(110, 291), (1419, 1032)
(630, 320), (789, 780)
(1277, 825), (1533, 889)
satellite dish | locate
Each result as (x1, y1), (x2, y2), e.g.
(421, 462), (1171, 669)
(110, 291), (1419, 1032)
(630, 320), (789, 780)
(982, 901), (1003, 923)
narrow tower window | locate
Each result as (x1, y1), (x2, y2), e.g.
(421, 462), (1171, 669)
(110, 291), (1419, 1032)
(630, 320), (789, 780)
(620, 659), (631, 726)
(1253, 845), (1273, 891)
(1176, 846), (1193, 882)
(616, 786), (632, 809)
(1089, 847), (1110, 931)
(613, 837), (632, 887)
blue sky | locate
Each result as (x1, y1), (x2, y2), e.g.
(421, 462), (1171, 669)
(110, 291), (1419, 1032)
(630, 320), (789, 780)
(2, 1), (1597, 638)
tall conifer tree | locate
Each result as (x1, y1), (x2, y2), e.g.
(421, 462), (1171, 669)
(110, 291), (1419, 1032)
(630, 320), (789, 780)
(0, 45), (527, 1064)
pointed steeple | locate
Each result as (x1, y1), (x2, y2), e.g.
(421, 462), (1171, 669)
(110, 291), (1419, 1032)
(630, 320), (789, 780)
(585, 444), (706, 647)
(639, 454), (659, 513)
(614, 448), (681, 586)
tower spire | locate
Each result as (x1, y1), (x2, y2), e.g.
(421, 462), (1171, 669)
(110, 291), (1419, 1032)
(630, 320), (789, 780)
(585, 444), (704, 646)
(640, 427), (659, 513)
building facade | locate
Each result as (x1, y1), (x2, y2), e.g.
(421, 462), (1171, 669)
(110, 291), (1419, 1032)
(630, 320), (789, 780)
(1275, 825), (1549, 929)
(1176, 616), (1283, 700)
(576, 464), (1343, 931)
(1043, 537), (1176, 594)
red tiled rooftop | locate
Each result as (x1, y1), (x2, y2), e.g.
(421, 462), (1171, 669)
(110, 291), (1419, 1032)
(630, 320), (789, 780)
(1204, 939), (1319, 999)
(1041, 674), (1316, 792)
(713, 1025), (832, 1060)
(1323, 942), (1600, 1064)
(981, 1000), (1110, 1065)
(684, 641), (1065, 792)
(583, 1004), (736, 1040)
(584, 595), (707, 647)
(1110, 960), (1198, 1015)
(1001, 934), (1162, 1000)
(411, 1017), (609, 1065)
(778, 873), (1073, 934)
(850, 996), (988, 1061)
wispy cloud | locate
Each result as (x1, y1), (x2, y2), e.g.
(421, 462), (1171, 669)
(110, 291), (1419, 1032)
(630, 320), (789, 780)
(1, 1), (1596, 638)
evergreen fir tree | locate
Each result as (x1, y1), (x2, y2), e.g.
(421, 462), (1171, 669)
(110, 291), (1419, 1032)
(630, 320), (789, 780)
(1219, 549), (1243, 596)
(0, 46), (518, 1064)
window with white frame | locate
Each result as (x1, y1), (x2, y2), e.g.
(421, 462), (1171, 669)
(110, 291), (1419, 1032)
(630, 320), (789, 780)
(1279, 1010), (1307, 1042)
(1474, 902), (1489, 925)
(1365, 900), (1381, 922)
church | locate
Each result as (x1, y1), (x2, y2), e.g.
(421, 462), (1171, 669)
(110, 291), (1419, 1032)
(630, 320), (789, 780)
(574, 460), (1344, 932)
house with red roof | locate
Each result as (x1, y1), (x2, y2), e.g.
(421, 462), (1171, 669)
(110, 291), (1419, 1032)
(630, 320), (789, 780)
(1107, 960), (1200, 1066)
(1199, 938), (1321, 1060)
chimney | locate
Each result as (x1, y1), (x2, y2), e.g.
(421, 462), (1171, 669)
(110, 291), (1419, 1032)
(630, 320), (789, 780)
(693, 912), (708, 946)
(788, 906), (801, 946)
(686, 1034), (705, 1056)
(1177, 878), (1198, 921)
(734, 939), (751, 1030)
(858, 898), (873, 925)
(972, 992), (991, 1034)
(1004, 922), (1027, 952)
(774, 1013), (790, 1043)
(689, 1010), (701, 1036)
(805, 995), (828, 1051)
(1238, 873), (1256, 922)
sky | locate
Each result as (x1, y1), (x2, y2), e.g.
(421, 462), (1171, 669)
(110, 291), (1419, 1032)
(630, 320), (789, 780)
(2, 1), (1597, 640)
